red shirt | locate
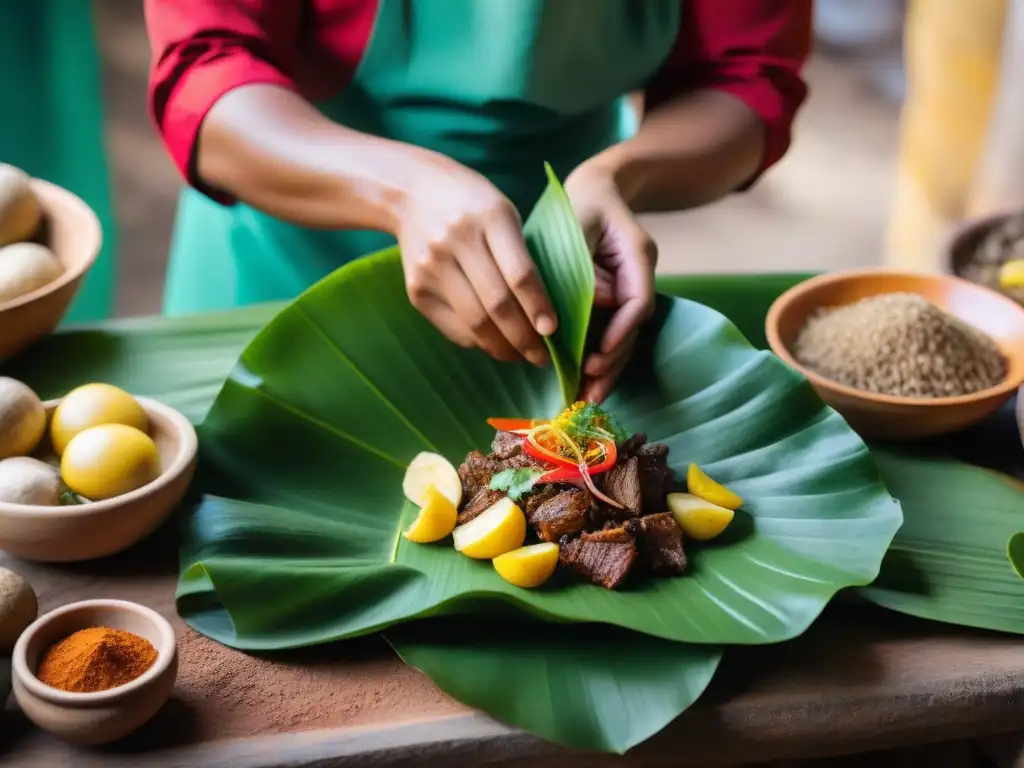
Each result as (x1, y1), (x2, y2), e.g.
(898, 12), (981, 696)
(145, 0), (811, 192)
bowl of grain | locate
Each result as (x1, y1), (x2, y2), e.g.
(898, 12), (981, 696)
(765, 270), (1024, 440)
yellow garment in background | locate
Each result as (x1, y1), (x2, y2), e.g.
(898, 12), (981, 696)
(886, 0), (1007, 271)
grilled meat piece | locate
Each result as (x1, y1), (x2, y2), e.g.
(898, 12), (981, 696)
(600, 455), (642, 515)
(457, 487), (504, 525)
(624, 513), (687, 575)
(458, 450), (499, 499)
(558, 527), (637, 589)
(620, 433), (648, 456)
(491, 430), (523, 460)
(523, 483), (559, 519)
(528, 488), (590, 542)
(636, 443), (672, 513)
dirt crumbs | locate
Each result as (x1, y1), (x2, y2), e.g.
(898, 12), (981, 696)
(794, 292), (1007, 398)
(175, 627), (463, 741)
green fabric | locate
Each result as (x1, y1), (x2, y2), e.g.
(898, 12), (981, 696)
(164, 0), (678, 316)
(0, 1), (116, 323)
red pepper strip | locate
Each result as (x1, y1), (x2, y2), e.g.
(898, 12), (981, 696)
(537, 441), (617, 482)
(487, 418), (539, 432)
(524, 434), (577, 469)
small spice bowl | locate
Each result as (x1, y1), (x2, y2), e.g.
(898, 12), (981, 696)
(766, 270), (1024, 440)
(0, 397), (197, 561)
(12, 599), (178, 746)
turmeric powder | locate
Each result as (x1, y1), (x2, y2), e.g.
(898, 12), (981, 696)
(37, 626), (157, 693)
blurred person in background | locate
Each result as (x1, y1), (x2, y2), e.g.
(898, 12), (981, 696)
(0, 1), (117, 323)
(145, 0), (810, 401)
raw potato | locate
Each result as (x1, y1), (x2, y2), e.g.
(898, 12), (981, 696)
(0, 242), (63, 303)
(0, 377), (46, 459)
(452, 496), (526, 559)
(402, 452), (463, 507)
(0, 566), (37, 653)
(50, 382), (149, 456)
(0, 457), (62, 506)
(0, 164), (41, 248)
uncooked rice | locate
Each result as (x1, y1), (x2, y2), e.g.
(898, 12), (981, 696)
(793, 292), (1007, 398)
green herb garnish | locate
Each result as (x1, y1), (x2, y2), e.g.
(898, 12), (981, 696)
(490, 467), (545, 501)
(556, 402), (628, 444)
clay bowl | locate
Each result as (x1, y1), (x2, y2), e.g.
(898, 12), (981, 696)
(12, 599), (177, 746)
(0, 397), (197, 562)
(766, 270), (1024, 441)
(945, 211), (1024, 306)
(0, 178), (102, 360)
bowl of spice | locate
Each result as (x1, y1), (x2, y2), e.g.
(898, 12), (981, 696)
(946, 210), (1024, 308)
(766, 270), (1024, 440)
(11, 599), (177, 745)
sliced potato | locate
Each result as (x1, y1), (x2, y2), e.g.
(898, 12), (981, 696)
(668, 492), (735, 542)
(402, 451), (462, 507)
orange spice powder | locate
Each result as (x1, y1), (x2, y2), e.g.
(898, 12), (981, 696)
(36, 626), (157, 693)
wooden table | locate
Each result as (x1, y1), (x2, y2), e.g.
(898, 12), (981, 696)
(0, 401), (1021, 767)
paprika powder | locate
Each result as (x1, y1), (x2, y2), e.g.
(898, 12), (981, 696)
(36, 626), (157, 693)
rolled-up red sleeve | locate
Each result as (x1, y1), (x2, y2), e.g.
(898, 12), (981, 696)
(144, 1), (302, 200)
(645, 0), (812, 182)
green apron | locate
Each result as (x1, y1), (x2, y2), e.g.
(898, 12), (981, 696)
(164, 0), (677, 316)
(0, 1), (116, 323)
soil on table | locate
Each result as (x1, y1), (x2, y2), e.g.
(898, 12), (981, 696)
(166, 627), (463, 742)
(958, 212), (1024, 305)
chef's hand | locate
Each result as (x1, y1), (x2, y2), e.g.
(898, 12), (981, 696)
(397, 157), (556, 365)
(565, 163), (657, 403)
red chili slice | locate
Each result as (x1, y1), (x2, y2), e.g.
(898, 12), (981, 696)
(486, 418), (538, 432)
(524, 435), (577, 469)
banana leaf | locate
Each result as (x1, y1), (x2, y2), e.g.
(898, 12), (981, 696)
(177, 169), (900, 651)
(3, 304), (279, 421)
(528, 163), (594, 404)
(860, 449), (1024, 632)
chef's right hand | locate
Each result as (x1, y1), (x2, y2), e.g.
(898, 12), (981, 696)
(396, 158), (557, 366)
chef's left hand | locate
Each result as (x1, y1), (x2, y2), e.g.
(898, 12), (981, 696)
(565, 162), (657, 403)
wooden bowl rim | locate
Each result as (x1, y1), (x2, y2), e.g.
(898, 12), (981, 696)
(943, 210), (1022, 277)
(765, 269), (1024, 407)
(12, 598), (176, 705)
(0, 178), (102, 313)
(0, 396), (197, 518)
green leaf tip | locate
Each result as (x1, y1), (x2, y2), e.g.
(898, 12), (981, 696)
(1008, 531), (1024, 579)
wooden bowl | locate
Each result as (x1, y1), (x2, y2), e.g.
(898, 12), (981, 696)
(12, 599), (177, 746)
(945, 211), (1024, 306)
(0, 178), (102, 360)
(0, 397), (197, 562)
(765, 270), (1024, 440)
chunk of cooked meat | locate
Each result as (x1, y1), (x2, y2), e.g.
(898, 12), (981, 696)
(636, 443), (672, 513)
(600, 456), (642, 515)
(502, 452), (543, 472)
(528, 488), (590, 542)
(458, 450), (500, 499)
(619, 433), (648, 457)
(558, 527), (637, 589)
(491, 431), (523, 460)
(624, 513), (687, 575)
(523, 483), (559, 519)
(457, 487), (504, 525)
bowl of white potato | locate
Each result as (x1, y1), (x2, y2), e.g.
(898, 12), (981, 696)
(0, 163), (102, 360)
